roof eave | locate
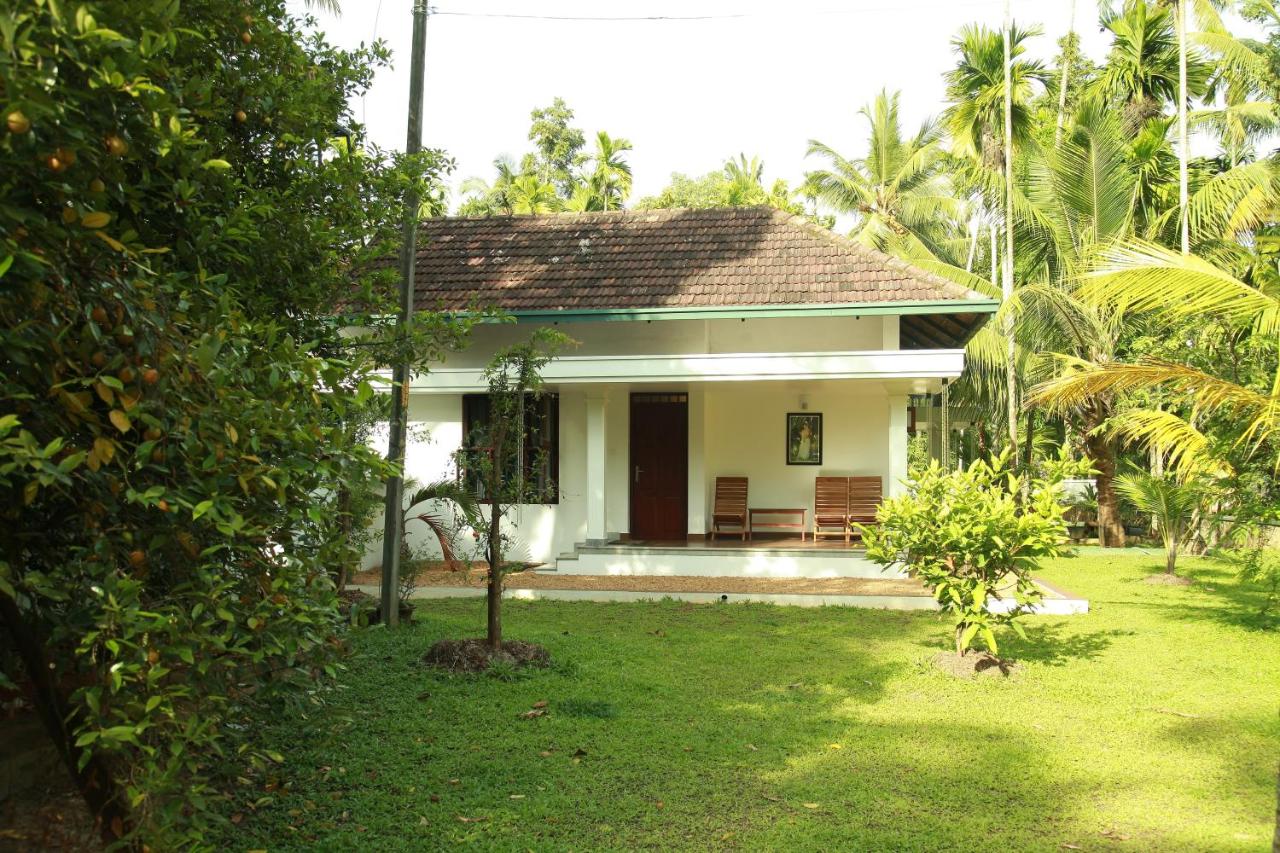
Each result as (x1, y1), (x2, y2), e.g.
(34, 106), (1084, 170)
(496, 299), (999, 324)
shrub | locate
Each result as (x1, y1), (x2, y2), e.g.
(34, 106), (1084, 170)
(0, 0), (463, 846)
(862, 451), (1083, 658)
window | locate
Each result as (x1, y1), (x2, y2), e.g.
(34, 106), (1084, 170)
(461, 393), (559, 503)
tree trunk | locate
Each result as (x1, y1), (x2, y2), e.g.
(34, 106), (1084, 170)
(1085, 430), (1126, 548)
(955, 623), (966, 658)
(1055, 0), (1076, 146)
(0, 593), (133, 849)
(485, 499), (503, 651)
(1166, 538), (1178, 575)
(1177, 0), (1190, 255)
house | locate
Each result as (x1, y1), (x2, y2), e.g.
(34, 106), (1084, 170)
(370, 206), (996, 578)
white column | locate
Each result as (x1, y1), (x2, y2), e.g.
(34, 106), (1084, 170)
(585, 394), (608, 544)
(687, 388), (706, 537)
(887, 394), (909, 497)
(881, 315), (900, 350)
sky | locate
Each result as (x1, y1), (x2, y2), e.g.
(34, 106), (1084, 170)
(288, 0), (1261, 207)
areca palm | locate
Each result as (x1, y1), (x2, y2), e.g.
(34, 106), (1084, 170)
(586, 131), (633, 211)
(944, 23), (1048, 170)
(1094, 0), (1210, 128)
(804, 90), (963, 262)
(506, 173), (560, 214)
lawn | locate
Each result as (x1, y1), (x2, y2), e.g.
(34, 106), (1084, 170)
(228, 553), (1280, 851)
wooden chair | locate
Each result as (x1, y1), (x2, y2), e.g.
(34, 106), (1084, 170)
(847, 476), (883, 540)
(710, 477), (748, 541)
(813, 476), (851, 543)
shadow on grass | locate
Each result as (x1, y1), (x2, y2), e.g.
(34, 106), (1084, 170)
(1000, 622), (1131, 666)
(1099, 558), (1279, 633)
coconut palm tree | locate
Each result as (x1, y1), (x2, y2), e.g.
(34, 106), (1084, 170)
(804, 90), (964, 262)
(1028, 241), (1280, 480)
(1115, 470), (1209, 574)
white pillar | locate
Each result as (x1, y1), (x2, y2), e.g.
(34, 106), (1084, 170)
(585, 394), (608, 544)
(687, 388), (706, 537)
(881, 315), (900, 350)
(887, 394), (909, 497)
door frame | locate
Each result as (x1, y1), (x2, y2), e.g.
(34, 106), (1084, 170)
(628, 392), (689, 541)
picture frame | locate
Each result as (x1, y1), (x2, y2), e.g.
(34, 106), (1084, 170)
(786, 412), (822, 465)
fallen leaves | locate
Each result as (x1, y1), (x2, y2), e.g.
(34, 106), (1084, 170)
(518, 709), (547, 719)
(456, 815), (487, 824)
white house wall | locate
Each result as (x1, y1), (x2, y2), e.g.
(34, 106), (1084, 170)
(700, 383), (894, 523)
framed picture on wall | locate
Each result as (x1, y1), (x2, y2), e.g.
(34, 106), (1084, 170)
(786, 412), (822, 465)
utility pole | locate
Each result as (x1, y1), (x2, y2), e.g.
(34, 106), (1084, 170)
(380, 0), (430, 627)
(1003, 0), (1019, 461)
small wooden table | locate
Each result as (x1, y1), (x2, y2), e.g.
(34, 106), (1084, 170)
(747, 507), (807, 541)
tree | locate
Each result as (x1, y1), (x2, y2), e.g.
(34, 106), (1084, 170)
(945, 23), (1048, 170)
(637, 154), (818, 220)
(862, 452), (1080, 658)
(0, 0), (465, 845)
(527, 97), (586, 197)
(1094, 0), (1209, 129)
(461, 329), (570, 651)
(1114, 470), (1208, 573)
(804, 90), (963, 262)
(1028, 242), (1280, 479)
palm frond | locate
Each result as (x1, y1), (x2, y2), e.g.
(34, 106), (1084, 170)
(1078, 241), (1280, 334)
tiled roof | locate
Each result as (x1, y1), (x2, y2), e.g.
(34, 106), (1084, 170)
(410, 206), (989, 313)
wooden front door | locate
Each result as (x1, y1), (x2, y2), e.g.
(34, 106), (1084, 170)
(630, 393), (688, 541)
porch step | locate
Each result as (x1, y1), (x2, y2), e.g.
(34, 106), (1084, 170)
(553, 541), (904, 580)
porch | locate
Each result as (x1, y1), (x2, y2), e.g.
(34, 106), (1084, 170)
(550, 536), (890, 579)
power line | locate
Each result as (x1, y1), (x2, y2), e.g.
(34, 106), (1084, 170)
(429, 1), (1005, 23)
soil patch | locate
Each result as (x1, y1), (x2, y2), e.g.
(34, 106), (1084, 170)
(932, 651), (1020, 679)
(1143, 573), (1193, 586)
(423, 638), (550, 673)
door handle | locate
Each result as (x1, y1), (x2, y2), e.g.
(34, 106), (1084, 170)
(634, 465), (642, 483)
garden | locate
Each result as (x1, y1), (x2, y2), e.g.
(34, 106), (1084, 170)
(2, 0), (1280, 849)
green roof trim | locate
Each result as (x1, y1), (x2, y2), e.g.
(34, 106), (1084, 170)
(496, 299), (999, 324)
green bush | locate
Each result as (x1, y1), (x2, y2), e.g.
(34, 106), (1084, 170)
(0, 0), (463, 846)
(862, 452), (1082, 657)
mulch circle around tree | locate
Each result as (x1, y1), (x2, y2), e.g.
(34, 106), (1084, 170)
(423, 638), (551, 673)
(933, 651), (1021, 679)
(1143, 574), (1193, 586)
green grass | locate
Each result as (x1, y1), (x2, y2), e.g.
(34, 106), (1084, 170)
(227, 553), (1280, 851)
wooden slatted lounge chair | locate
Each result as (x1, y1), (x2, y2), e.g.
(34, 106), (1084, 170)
(847, 476), (883, 540)
(710, 476), (749, 541)
(813, 476), (851, 543)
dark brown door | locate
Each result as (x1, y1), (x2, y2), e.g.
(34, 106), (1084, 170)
(630, 393), (688, 542)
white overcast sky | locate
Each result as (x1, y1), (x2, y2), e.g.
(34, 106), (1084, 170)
(289, 0), (1262, 206)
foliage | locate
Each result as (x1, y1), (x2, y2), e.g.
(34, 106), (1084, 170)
(635, 153), (824, 221)
(1114, 470), (1211, 574)
(906, 431), (931, 480)
(804, 90), (963, 262)
(0, 0), (466, 846)
(403, 479), (481, 572)
(944, 22), (1049, 169)
(457, 100), (633, 215)
(1236, 544), (1280, 625)
(456, 329), (571, 649)
(862, 452), (1082, 657)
